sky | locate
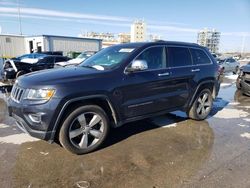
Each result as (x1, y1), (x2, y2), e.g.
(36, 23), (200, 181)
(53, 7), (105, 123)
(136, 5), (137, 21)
(0, 0), (250, 52)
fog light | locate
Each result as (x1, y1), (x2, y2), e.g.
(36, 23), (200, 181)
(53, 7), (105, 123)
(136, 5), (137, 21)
(28, 113), (44, 123)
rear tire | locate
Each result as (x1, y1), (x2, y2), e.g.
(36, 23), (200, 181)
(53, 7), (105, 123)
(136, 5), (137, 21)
(59, 105), (110, 154)
(236, 79), (241, 90)
(188, 89), (213, 120)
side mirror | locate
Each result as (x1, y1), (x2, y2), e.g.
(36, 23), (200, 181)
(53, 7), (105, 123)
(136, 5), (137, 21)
(126, 60), (148, 73)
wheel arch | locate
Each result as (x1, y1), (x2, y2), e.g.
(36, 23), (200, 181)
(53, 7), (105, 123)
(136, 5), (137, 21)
(188, 80), (216, 109)
(50, 95), (118, 142)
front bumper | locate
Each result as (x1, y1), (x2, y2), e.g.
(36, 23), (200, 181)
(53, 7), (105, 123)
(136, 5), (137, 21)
(11, 112), (53, 140)
(8, 96), (62, 141)
(238, 77), (250, 96)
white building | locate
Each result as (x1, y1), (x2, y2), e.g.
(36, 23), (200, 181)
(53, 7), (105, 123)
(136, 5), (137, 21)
(197, 28), (220, 53)
(79, 32), (116, 42)
(130, 20), (147, 42)
(118, 33), (131, 43)
(149, 34), (162, 42)
(0, 34), (25, 58)
(0, 34), (102, 58)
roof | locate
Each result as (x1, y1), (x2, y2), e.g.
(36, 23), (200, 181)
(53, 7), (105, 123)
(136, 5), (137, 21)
(26, 34), (102, 42)
(112, 41), (200, 49)
(0, 34), (26, 37)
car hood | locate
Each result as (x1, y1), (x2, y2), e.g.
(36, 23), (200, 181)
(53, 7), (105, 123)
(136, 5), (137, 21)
(18, 66), (104, 87)
(242, 65), (250, 73)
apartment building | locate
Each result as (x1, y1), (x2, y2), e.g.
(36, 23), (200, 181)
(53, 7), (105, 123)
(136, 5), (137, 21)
(130, 20), (147, 42)
(197, 28), (220, 53)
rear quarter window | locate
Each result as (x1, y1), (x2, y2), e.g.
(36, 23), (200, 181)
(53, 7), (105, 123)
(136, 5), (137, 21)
(191, 49), (211, 65)
(168, 47), (192, 67)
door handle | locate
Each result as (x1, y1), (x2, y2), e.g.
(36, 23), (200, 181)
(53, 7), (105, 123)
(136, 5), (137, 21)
(191, 69), (200, 72)
(158, 72), (170, 77)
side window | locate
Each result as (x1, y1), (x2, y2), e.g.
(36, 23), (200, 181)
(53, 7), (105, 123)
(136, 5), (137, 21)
(190, 49), (211, 65)
(49, 57), (55, 64)
(168, 47), (192, 67)
(55, 57), (67, 63)
(136, 46), (166, 69)
(42, 57), (54, 64)
(230, 58), (236, 63)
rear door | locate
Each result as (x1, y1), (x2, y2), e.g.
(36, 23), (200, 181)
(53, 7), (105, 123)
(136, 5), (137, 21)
(166, 46), (195, 107)
(190, 48), (213, 77)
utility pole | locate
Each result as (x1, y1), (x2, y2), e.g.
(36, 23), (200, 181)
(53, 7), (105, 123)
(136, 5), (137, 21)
(241, 33), (246, 56)
(17, 0), (22, 35)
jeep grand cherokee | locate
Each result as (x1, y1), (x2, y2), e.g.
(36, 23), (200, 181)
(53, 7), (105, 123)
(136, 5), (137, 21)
(8, 41), (220, 154)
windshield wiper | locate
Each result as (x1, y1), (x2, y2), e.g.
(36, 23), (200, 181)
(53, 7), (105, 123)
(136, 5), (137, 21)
(80, 65), (96, 69)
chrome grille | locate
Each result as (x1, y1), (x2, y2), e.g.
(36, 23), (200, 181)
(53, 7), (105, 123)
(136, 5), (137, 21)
(11, 85), (25, 103)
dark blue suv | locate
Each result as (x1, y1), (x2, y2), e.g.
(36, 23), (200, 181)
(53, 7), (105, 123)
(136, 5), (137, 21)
(8, 41), (220, 154)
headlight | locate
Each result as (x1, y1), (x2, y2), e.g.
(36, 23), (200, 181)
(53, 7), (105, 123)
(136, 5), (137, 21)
(26, 89), (55, 101)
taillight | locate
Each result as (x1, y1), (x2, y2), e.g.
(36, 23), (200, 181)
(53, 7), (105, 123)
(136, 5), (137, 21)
(217, 65), (223, 75)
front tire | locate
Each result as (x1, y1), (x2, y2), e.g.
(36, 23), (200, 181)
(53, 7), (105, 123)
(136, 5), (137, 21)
(188, 89), (213, 120)
(59, 105), (110, 154)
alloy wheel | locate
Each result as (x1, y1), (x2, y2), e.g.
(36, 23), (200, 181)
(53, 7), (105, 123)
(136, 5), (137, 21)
(69, 112), (104, 149)
(196, 92), (211, 116)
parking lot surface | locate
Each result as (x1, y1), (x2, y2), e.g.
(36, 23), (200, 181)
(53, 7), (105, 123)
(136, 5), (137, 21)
(0, 74), (250, 188)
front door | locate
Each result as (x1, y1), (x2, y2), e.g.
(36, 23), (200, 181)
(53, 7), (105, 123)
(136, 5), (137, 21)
(120, 46), (175, 118)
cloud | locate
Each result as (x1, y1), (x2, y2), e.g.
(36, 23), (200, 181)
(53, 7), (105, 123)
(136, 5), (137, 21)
(0, 0), (20, 6)
(0, 9), (198, 33)
(221, 32), (250, 37)
(0, 7), (131, 22)
(3, 6), (248, 39)
(0, 13), (130, 28)
(148, 25), (198, 33)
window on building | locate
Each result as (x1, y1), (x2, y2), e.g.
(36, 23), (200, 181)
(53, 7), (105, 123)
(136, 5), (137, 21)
(168, 47), (192, 67)
(190, 49), (211, 65)
(136, 46), (166, 70)
(5, 37), (11, 43)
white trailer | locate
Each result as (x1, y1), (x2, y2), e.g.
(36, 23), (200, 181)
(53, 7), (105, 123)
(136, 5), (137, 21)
(0, 34), (102, 57)
(25, 35), (102, 55)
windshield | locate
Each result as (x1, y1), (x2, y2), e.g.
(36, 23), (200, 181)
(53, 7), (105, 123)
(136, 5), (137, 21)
(77, 52), (94, 59)
(16, 53), (47, 60)
(79, 46), (136, 70)
(218, 59), (225, 64)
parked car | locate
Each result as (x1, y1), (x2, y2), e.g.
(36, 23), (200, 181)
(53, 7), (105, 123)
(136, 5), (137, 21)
(218, 57), (240, 74)
(0, 57), (4, 80)
(8, 41), (220, 154)
(6, 52), (63, 64)
(9, 53), (48, 64)
(55, 51), (96, 67)
(2, 55), (70, 80)
(236, 62), (250, 96)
